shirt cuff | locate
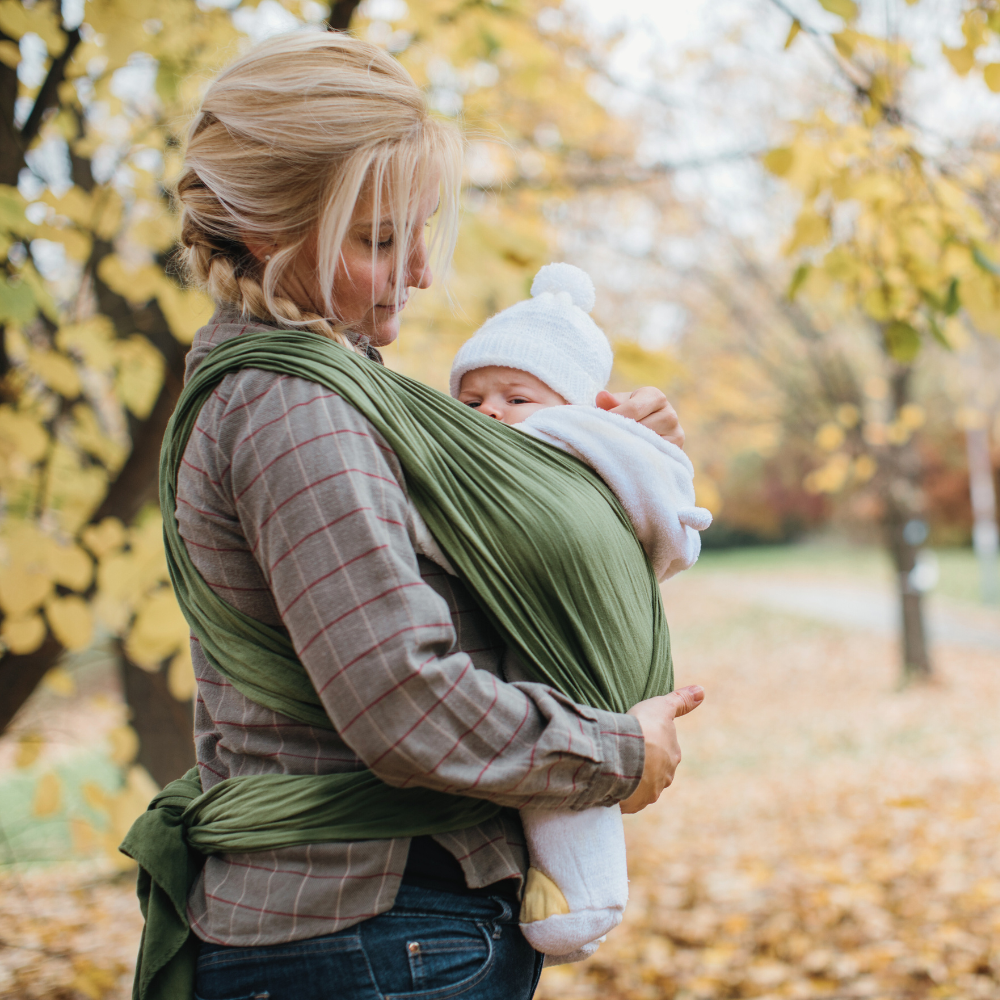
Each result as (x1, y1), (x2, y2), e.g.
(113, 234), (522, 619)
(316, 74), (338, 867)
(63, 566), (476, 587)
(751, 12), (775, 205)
(577, 708), (645, 809)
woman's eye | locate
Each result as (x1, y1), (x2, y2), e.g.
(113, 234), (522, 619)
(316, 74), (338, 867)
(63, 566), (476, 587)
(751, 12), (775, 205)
(362, 236), (395, 250)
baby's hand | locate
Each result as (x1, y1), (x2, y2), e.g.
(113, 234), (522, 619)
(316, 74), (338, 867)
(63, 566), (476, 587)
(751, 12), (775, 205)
(595, 388), (685, 448)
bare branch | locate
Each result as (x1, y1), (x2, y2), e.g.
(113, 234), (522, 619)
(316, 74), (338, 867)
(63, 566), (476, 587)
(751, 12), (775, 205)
(19, 27), (82, 148)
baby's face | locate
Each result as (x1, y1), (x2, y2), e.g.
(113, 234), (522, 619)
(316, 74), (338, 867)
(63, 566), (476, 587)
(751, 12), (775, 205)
(458, 366), (567, 425)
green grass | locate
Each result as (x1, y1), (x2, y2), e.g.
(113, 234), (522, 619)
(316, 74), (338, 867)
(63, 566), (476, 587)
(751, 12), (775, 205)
(0, 751), (122, 866)
(692, 539), (987, 605)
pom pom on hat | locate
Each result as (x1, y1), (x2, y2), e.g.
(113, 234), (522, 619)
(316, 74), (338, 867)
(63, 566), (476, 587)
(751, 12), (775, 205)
(530, 262), (596, 313)
(450, 261), (612, 405)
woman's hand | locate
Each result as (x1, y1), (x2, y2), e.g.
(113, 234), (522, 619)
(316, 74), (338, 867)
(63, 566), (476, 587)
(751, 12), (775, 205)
(620, 685), (704, 814)
(595, 388), (685, 448)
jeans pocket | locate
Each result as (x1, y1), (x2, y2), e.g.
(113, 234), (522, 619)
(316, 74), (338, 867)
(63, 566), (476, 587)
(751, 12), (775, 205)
(362, 914), (495, 1000)
(406, 933), (491, 991)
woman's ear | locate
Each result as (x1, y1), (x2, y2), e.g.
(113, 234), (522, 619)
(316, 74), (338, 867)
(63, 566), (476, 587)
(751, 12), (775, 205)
(245, 240), (277, 263)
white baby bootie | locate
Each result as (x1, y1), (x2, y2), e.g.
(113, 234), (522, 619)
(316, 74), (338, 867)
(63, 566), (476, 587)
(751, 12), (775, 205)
(518, 804), (628, 960)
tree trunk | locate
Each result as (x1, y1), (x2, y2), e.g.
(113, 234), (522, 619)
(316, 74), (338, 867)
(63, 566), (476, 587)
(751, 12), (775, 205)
(0, 633), (64, 731)
(882, 366), (933, 684)
(884, 511), (932, 683)
(118, 641), (195, 788)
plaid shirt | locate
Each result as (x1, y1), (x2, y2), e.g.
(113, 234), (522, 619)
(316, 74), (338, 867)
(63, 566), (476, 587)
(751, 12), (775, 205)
(177, 313), (645, 946)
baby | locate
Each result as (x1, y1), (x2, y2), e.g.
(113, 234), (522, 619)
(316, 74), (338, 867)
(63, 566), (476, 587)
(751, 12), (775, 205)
(447, 263), (712, 963)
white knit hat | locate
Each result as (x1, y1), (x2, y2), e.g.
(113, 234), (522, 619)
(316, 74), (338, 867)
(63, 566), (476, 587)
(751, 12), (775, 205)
(449, 262), (613, 406)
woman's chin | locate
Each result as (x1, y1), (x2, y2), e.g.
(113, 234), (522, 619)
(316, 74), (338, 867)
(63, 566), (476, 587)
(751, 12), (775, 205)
(369, 314), (401, 347)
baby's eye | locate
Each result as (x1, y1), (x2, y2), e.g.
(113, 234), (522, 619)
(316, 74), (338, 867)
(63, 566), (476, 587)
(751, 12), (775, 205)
(463, 400), (481, 408)
(510, 397), (531, 405)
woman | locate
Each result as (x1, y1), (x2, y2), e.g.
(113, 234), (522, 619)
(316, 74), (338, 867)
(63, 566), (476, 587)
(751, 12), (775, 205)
(170, 30), (702, 1000)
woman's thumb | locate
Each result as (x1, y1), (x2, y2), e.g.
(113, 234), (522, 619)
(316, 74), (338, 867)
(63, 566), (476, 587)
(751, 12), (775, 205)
(667, 685), (704, 718)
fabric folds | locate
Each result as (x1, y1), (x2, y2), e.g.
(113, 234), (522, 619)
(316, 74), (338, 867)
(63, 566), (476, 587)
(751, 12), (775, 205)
(123, 330), (672, 1000)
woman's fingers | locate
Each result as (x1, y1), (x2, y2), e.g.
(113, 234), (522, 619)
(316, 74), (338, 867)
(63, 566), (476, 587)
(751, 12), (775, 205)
(620, 685), (704, 815)
(664, 684), (705, 719)
(595, 388), (685, 448)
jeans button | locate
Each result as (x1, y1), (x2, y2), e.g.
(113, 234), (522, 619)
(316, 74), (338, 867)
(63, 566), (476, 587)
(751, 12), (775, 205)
(407, 941), (421, 955)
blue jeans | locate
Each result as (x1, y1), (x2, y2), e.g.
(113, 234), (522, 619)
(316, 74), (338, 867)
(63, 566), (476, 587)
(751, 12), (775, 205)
(194, 885), (544, 1000)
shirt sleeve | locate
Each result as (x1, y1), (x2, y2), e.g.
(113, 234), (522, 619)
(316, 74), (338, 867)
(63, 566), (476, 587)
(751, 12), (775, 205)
(221, 373), (645, 811)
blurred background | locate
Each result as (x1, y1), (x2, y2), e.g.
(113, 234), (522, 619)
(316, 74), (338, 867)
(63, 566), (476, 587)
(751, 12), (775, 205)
(1, 0), (999, 997)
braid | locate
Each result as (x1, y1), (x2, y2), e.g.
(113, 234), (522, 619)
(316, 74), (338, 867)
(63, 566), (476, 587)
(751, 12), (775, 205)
(179, 184), (355, 351)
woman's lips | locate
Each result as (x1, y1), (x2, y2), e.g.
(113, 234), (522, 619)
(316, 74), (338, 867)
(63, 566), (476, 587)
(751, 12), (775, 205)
(374, 297), (408, 314)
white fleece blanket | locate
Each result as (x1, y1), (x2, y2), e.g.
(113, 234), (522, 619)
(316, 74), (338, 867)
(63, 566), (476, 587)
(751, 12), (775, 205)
(520, 406), (712, 581)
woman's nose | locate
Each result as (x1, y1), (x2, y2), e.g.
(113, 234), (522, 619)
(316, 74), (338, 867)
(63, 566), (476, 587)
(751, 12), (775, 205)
(406, 236), (432, 290)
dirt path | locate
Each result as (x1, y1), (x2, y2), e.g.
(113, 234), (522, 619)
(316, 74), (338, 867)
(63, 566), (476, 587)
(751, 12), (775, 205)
(733, 577), (1000, 652)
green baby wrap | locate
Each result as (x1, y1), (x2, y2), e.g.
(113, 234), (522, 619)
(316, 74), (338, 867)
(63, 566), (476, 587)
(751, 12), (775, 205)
(121, 330), (672, 1000)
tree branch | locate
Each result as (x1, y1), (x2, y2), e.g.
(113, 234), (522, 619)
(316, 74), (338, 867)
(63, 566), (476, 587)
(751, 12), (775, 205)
(19, 27), (82, 148)
(326, 0), (362, 32)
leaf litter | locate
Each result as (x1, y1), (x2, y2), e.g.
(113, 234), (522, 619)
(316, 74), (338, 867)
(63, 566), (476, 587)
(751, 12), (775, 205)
(0, 565), (998, 999)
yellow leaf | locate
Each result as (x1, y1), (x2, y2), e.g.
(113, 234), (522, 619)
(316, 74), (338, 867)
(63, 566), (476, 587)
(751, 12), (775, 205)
(82, 781), (109, 812)
(168, 646), (197, 701)
(832, 31), (854, 58)
(32, 771), (62, 818)
(887, 795), (928, 809)
(815, 423), (845, 451)
(0, 38), (19, 68)
(96, 255), (163, 305)
(45, 594), (94, 651)
(0, 566), (53, 619)
(853, 455), (877, 481)
(50, 541), (94, 591)
(108, 724), (139, 766)
(71, 959), (118, 1000)
(90, 188), (124, 241)
(784, 20), (801, 49)
(943, 44), (975, 76)
(41, 665), (76, 696)
(784, 209), (829, 254)
(71, 402), (128, 472)
(836, 403), (860, 428)
(70, 815), (102, 856)
(0, 0), (66, 53)
(55, 316), (117, 370)
(898, 403), (925, 429)
(41, 187), (94, 227)
(42, 442), (108, 533)
(82, 517), (127, 558)
(763, 147), (794, 177)
(125, 587), (189, 668)
(27, 348), (82, 398)
(106, 765), (159, 858)
(115, 335), (165, 418)
(2, 612), (47, 653)
(984, 63), (1000, 92)
(0, 406), (48, 462)
(155, 280), (215, 345)
(34, 223), (92, 262)
(819, 0), (858, 20)
(14, 732), (44, 769)
(883, 321), (921, 363)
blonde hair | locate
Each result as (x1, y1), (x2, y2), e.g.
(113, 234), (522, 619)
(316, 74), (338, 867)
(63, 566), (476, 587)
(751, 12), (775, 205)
(177, 31), (463, 346)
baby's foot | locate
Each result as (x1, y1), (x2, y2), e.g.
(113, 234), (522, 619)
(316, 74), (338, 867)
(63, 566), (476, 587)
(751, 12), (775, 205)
(519, 864), (624, 955)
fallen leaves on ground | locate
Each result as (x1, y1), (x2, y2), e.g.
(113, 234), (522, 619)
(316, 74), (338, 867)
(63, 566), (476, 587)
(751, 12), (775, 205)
(1, 564), (998, 999)
(537, 570), (1000, 999)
